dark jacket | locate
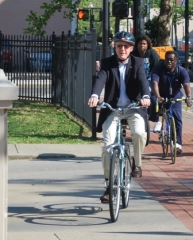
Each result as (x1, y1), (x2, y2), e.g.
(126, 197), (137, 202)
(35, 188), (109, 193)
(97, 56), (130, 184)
(132, 48), (160, 76)
(92, 54), (150, 132)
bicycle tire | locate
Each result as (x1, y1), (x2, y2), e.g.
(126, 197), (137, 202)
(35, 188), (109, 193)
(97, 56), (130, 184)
(145, 119), (150, 146)
(170, 117), (177, 164)
(122, 143), (132, 208)
(161, 114), (169, 157)
(109, 148), (121, 222)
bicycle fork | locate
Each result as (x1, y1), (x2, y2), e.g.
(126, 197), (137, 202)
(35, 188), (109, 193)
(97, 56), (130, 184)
(159, 117), (170, 144)
(109, 145), (124, 191)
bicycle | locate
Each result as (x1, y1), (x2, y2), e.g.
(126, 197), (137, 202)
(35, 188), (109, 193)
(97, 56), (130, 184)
(156, 96), (188, 164)
(97, 101), (146, 222)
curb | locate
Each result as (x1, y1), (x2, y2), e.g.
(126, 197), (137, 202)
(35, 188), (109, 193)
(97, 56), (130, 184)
(8, 153), (76, 160)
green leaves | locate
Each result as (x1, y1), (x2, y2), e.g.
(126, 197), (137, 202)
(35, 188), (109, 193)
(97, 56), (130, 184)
(24, 0), (79, 36)
(145, 17), (159, 46)
(24, 0), (103, 37)
(173, 3), (193, 25)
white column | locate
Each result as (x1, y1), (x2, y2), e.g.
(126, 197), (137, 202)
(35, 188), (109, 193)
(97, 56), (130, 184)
(0, 70), (19, 240)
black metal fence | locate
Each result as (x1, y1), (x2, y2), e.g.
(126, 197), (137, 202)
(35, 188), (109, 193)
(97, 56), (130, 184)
(0, 32), (53, 102)
(52, 29), (97, 137)
(0, 29), (98, 137)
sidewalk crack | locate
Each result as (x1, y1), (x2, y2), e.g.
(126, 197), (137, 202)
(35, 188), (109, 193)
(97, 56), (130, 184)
(14, 144), (19, 153)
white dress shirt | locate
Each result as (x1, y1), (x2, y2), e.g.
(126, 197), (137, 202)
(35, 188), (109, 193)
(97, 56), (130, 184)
(116, 61), (131, 107)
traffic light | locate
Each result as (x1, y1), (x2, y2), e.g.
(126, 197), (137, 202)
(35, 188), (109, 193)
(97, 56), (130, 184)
(77, 9), (89, 21)
(112, 1), (129, 19)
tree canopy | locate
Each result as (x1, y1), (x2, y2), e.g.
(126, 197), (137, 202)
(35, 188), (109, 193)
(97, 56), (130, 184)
(24, 0), (193, 46)
(24, 0), (80, 36)
(145, 2), (193, 46)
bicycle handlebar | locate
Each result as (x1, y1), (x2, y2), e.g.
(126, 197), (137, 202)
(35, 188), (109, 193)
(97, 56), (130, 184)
(97, 101), (141, 112)
(166, 97), (189, 104)
(160, 97), (193, 104)
(156, 97), (193, 112)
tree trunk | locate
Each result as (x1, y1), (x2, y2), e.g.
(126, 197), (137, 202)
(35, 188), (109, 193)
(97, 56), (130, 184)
(157, 0), (173, 46)
(174, 23), (178, 49)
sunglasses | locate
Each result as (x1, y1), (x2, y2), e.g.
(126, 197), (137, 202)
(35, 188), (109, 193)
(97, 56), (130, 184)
(165, 58), (176, 62)
(116, 44), (131, 49)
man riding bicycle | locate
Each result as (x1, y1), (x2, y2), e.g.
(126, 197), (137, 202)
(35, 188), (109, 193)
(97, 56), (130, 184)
(88, 31), (150, 203)
(150, 51), (192, 154)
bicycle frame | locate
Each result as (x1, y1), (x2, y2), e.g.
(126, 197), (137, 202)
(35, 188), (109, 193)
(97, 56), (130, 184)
(97, 101), (141, 221)
(167, 103), (175, 139)
(109, 118), (129, 191)
(160, 104), (173, 142)
(158, 97), (186, 163)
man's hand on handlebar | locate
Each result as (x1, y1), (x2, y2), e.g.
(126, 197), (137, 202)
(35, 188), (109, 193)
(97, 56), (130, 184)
(88, 97), (98, 107)
(185, 97), (193, 107)
(157, 97), (165, 103)
(140, 98), (151, 107)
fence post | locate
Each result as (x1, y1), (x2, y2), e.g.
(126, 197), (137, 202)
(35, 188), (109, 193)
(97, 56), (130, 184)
(0, 31), (3, 69)
(51, 31), (56, 103)
(91, 27), (97, 139)
(0, 69), (19, 240)
(60, 31), (65, 106)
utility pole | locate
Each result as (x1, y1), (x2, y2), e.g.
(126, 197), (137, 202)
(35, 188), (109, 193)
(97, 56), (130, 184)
(133, 0), (144, 37)
(146, 0), (150, 21)
(102, 0), (109, 58)
(184, 0), (189, 70)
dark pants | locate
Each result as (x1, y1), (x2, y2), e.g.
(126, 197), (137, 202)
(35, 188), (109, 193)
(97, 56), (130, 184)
(149, 95), (182, 145)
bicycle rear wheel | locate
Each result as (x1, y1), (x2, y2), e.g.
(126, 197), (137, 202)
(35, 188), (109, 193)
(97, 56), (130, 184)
(122, 144), (132, 208)
(109, 148), (121, 222)
(161, 115), (169, 157)
(170, 117), (177, 164)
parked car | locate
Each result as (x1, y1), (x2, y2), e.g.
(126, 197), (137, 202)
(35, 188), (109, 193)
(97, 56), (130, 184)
(0, 39), (12, 69)
(177, 49), (192, 68)
(25, 43), (52, 72)
(178, 39), (193, 51)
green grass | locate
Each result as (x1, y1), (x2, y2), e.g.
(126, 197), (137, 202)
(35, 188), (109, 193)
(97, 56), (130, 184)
(8, 100), (94, 144)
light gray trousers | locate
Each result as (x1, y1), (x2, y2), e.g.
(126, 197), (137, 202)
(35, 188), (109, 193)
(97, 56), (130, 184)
(102, 110), (147, 180)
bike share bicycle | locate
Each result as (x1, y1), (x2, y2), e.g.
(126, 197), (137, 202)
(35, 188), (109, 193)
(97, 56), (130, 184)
(97, 101), (148, 222)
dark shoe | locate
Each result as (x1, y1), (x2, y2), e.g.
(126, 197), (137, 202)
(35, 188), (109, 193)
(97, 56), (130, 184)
(176, 148), (182, 155)
(132, 166), (142, 178)
(100, 187), (109, 203)
(132, 157), (136, 172)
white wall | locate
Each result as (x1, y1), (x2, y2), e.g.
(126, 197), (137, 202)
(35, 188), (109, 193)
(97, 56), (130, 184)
(0, 0), (72, 36)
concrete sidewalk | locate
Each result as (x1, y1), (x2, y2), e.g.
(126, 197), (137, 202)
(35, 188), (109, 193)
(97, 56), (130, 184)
(7, 110), (193, 239)
(8, 143), (102, 160)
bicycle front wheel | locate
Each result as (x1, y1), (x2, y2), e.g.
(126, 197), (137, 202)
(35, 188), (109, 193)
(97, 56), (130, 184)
(109, 148), (121, 222)
(145, 119), (150, 146)
(122, 144), (132, 208)
(170, 117), (177, 164)
(161, 115), (169, 157)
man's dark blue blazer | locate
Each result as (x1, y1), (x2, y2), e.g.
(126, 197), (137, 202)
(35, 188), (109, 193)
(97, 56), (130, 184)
(92, 54), (150, 133)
